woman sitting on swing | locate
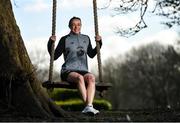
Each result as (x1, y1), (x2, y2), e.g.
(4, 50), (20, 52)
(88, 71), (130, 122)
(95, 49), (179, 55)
(48, 16), (102, 115)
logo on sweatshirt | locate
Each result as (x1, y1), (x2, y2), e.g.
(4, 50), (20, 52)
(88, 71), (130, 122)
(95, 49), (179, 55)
(77, 46), (84, 57)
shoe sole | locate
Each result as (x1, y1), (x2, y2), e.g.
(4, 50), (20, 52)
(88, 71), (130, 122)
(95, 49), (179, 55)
(82, 111), (99, 116)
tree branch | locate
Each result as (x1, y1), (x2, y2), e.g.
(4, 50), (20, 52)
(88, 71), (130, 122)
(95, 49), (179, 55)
(114, 0), (149, 37)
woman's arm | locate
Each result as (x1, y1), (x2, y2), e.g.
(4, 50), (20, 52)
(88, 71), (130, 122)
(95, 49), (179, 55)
(47, 36), (65, 60)
(87, 35), (102, 58)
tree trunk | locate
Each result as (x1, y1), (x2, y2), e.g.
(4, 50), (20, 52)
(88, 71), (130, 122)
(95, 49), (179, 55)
(0, 0), (67, 119)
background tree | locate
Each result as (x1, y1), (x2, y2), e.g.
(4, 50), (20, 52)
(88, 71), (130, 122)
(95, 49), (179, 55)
(0, 0), (68, 119)
(103, 42), (180, 109)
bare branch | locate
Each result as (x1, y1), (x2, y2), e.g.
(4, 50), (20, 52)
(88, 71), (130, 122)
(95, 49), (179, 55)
(152, 0), (180, 28)
(104, 0), (179, 37)
(98, 0), (113, 10)
(115, 0), (148, 37)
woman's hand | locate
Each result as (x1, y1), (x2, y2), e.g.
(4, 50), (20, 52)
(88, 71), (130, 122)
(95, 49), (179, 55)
(95, 35), (102, 42)
(50, 35), (56, 42)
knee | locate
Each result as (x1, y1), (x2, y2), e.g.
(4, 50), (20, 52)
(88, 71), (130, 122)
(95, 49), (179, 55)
(76, 75), (84, 84)
(85, 74), (95, 85)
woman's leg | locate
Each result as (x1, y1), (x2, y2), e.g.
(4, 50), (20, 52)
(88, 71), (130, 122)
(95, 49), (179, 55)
(67, 72), (87, 103)
(83, 73), (96, 106)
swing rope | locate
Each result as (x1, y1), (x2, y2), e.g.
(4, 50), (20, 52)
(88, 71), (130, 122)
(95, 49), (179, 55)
(48, 0), (57, 83)
(93, 0), (103, 83)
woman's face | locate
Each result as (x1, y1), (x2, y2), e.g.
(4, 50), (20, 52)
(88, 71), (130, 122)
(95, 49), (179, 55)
(70, 19), (81, 34)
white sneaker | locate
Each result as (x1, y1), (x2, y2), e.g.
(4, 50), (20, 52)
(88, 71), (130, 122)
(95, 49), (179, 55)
(82, 105), (99, 115)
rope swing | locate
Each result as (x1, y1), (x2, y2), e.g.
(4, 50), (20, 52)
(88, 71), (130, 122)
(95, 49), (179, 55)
(43, 0), (112, 96)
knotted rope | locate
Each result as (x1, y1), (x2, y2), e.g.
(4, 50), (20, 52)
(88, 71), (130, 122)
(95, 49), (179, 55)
(48, 0), (57, 82)
(93, 0), (103, 83)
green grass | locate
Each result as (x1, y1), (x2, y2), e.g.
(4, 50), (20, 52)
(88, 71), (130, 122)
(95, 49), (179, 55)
(55, 99), (112, 111)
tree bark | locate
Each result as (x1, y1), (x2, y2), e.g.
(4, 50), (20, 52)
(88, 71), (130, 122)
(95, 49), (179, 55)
(0, 0), (67, 119)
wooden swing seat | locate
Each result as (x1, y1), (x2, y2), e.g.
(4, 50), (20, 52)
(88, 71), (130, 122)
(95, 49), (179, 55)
(42, 81), (112, 92)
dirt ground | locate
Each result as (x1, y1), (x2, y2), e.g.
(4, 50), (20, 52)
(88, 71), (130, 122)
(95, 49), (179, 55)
(1, 109), (180, 122)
